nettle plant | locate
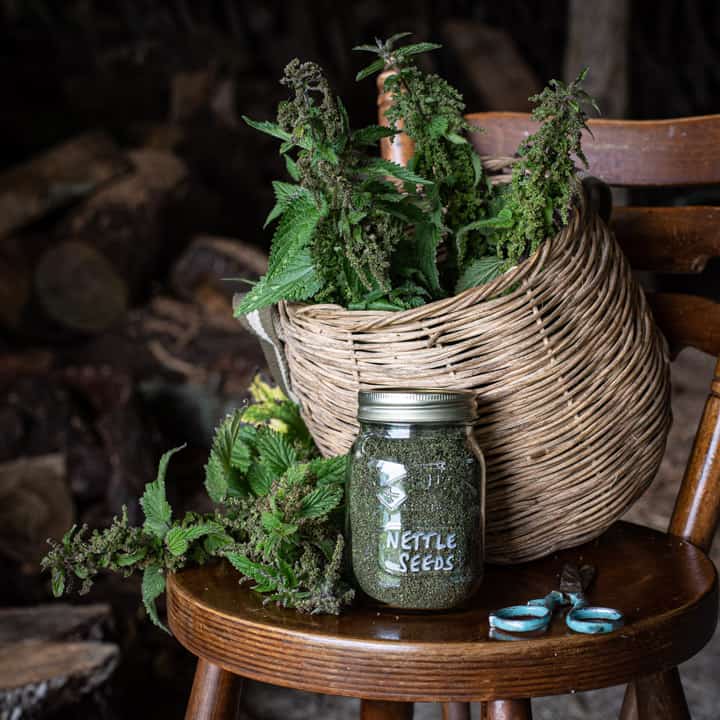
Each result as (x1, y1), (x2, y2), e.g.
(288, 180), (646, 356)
(43, 377), (354, 628)
(235, 33), (597, 315)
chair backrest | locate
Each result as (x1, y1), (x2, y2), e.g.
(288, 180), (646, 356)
(377, 80), (720, 553)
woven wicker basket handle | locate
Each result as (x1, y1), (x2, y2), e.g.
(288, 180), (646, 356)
(233, 296), (296, 402)
(581, 176), (612, 224)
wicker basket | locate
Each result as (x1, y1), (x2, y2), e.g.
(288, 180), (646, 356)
(265, 187), (671, 564)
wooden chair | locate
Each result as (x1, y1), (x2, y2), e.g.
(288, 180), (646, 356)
(167, 111), (720, 720)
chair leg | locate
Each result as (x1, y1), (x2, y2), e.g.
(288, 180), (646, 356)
(360, 700), (414, 720)
(619, 682), (638, 720)
(185, 658), (243, 720)
(634, 668), (691, 720)
(487, 699), (532, 719)
(442, 702), (471, 720)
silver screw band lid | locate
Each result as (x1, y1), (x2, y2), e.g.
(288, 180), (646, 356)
(357, 388), (477, 424)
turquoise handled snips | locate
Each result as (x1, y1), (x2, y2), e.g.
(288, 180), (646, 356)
(489, 563), (624, 638)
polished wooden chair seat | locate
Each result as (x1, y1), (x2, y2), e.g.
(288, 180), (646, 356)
(168, 522), (716, 707)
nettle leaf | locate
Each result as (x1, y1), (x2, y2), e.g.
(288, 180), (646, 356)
(455, 207), (514, 259)
(256, 428), (297, 476)
(233, 247), (321, 315)
(141, 445), (184, 539)
(352, 125), (397, 146)
(116, 547), (147, 567)
(285, 155), (300, 181)
(249, 375), (286, 404)
(51, 568), (65, 597)
(264, 182), (312, 228)
(234, 192), (327, 316)
(282, 463), (309, 488)
(394, 41), (442, 59)
(204, 454), (229, 504)
(310, 455), (349, 486)
(364, 158), (433, 186)
(248, 464), (274, 497)
(445, 132), (468, 145)
(428, 116), (448, 139)
(205, 411), (247, 503)
(267, 194), (324, 273)
(356, 57), (385, 82)
(456, 256), (507, 293)
(225, 553), (279, 592)
(471, 151), (484, 188)
(203, 531), (233, 554)
(242, 116), (293, 143)
(165, 523), (222, 557)
(229, 424), (257, 474)
(141, 564), (168, 632)
(276, 557), (298, 587)
(299, 484), (343, 519)
(261, 512), (299, 538)
(386, 31), (413, 44)
(412, 222), (442, 293)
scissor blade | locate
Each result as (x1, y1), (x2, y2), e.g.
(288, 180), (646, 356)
(559, 563), (595, 594)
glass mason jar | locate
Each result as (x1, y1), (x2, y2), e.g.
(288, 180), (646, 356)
(346, 389), (485, 610)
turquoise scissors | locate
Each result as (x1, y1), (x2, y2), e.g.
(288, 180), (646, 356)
(489, 564), (624, 638)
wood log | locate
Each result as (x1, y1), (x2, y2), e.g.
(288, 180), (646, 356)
(171, 234), (268, 307)
(0, 132), (130, 239)
(0, 641), (119, 718)
(0, 454), (74, 568)
(1, 149), (189, 339)
(34, 240), (129, 334)
(57, 148), (189, 299)
(0, 604), (112, 645)
(442, 19), (541, 112)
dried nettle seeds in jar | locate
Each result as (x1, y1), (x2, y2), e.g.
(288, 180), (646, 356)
(346, 389), (485, 609)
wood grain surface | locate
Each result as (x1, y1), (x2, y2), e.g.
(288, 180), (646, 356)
(168, 522), (717, 703)
(612, 206), (720, 273)
(184, 658), (242, 720)
(648, 293), (720, 358)
(466, 113), (720, 187)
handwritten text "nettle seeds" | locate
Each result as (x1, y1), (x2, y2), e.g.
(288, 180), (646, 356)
(386, 530), (456, 573)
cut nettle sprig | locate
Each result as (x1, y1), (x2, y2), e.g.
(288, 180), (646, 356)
(43, 376), (354, 631)
(354, 32), (441, 81)
(235, 58), (436, 314)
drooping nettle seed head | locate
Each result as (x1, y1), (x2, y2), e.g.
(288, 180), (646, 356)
(277, 59), (341, 145)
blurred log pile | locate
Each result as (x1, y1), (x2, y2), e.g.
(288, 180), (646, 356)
(0, 137), (269, 716)
(0, 12), (280, 708)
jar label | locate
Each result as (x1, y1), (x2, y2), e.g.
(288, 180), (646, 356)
(382, 529), (458, 574)
(373, 459), (470, 576)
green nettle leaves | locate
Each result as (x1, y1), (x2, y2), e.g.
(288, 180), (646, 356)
(233, 35), (595, 313)
(42, 375), (354, 630)
(234, 190), (326, 315)
(141, 564), (167, 631)
(205, 411), (246, 503)
(141, 445), (184, 538)
(51, 567), (65, 597)
(456, 256), (508, 294)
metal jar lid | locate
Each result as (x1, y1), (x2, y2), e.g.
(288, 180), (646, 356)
(357, 388), (477, 424)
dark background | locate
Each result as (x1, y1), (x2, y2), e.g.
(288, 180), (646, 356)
(0, 2), (718, 718)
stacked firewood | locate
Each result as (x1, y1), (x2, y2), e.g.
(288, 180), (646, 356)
(0, 127), (269, 717)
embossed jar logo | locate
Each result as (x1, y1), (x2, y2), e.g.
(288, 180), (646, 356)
(375, 459), (457, 576)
